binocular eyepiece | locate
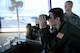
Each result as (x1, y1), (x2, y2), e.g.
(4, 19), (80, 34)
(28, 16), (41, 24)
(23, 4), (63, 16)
(42, 14), (50, 20)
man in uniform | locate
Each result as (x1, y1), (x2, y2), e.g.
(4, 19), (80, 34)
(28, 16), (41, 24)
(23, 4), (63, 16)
(38, 8), (80, 53)
(64, 1), (80, 28)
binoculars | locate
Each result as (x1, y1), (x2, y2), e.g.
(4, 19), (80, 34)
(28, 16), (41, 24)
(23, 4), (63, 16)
(42, 14), (50, 20)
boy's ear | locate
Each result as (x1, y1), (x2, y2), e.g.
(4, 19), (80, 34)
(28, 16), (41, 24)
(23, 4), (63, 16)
(57, 17), (60, 21)
(47, 18), (50, 21)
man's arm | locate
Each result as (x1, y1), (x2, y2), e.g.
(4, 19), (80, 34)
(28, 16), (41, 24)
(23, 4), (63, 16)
(68, 22), (80, 37)
(38, 27), (50, 45)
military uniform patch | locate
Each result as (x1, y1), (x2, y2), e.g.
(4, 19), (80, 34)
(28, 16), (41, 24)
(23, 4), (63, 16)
(56, 32), (64, 39)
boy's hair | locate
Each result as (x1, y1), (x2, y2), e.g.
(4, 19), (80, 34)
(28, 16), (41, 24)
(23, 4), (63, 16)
(66, 1), (73, 4)
(65, 1), (73, 7)
(49, 8), (64, 22)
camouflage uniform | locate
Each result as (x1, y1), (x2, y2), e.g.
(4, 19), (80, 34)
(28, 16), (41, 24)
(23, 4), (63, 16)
(64, 13), (80, 28)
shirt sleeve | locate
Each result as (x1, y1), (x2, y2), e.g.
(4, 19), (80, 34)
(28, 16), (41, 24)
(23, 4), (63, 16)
(68, 22), (80, 37)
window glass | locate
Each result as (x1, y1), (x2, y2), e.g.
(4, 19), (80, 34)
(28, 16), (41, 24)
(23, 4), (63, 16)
(51, 0), (80, 16)
(0, 0), (49, 32)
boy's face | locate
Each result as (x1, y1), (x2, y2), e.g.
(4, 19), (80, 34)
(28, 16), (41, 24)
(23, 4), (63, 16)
(48, 12), (58, 27)
(64, 2), (72, 11)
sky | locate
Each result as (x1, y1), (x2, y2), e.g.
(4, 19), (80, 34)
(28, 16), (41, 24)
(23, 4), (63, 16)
(0, 0), (80, 17)
(0, 0), (49, 17)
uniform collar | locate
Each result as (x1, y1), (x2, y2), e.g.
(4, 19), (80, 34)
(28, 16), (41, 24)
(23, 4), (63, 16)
(64, 12), (74, 17)
(58, 21), (66, 32)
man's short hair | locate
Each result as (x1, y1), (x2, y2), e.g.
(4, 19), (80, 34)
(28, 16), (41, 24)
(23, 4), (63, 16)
(66, 1), (73, 4)
(65, 1), (73, 7)
(49, 8), (64, 22)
